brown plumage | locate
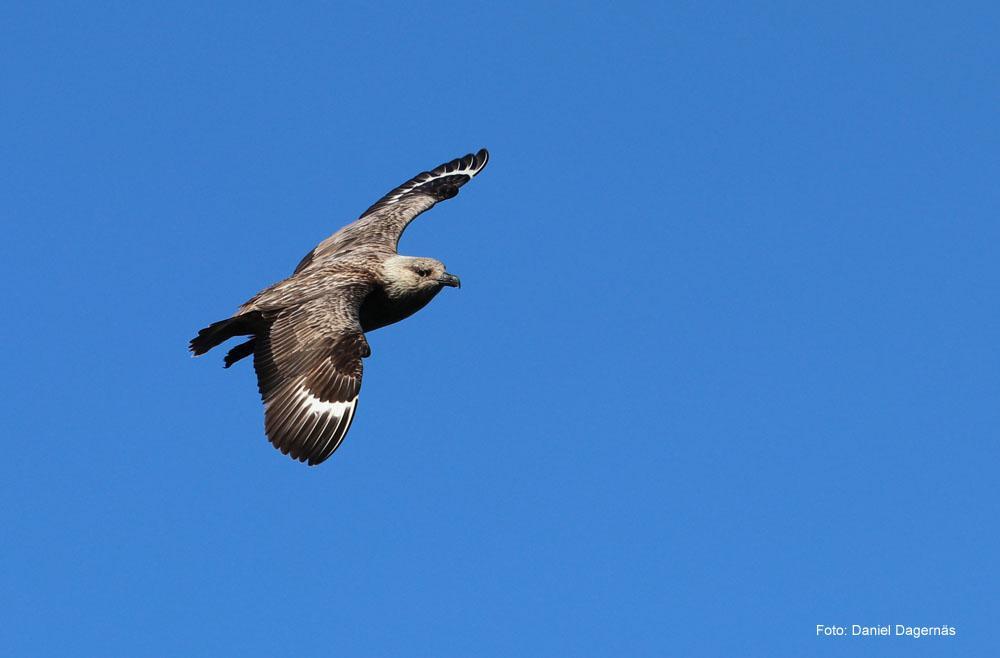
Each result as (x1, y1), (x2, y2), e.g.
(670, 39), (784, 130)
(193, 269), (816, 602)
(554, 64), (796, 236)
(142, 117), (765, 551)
(190, 149), (489, 465)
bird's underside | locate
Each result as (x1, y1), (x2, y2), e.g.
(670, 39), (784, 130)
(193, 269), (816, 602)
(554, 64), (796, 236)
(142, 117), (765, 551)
(190, 148), (489, 465)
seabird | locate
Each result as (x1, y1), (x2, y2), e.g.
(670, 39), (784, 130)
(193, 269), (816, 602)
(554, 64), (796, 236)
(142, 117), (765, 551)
(190, 149), (489, 465)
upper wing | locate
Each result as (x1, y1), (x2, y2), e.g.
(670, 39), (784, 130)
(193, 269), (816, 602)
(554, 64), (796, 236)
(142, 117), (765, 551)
(253, 291), (371, 465)
(294, 148), (489, 273)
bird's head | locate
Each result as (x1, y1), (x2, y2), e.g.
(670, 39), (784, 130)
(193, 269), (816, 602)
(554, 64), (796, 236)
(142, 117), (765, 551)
(381, 256), (461, 297)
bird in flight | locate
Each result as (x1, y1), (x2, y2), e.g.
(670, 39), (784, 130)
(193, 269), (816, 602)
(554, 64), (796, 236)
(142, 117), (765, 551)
(190, 149), (490, 465)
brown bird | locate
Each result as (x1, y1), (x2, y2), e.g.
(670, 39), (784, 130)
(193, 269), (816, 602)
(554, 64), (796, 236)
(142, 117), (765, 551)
(190, 149), (489, 465)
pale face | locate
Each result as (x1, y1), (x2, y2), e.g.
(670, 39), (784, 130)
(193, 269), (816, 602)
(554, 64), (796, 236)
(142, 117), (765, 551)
(381, 256), (460, 297)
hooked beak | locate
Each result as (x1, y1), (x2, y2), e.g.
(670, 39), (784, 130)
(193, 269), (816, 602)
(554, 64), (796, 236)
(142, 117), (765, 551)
(437, 272), (461, 288)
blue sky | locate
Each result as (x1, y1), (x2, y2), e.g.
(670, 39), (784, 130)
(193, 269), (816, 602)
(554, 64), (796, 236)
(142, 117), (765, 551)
(2, 2), (997, 656)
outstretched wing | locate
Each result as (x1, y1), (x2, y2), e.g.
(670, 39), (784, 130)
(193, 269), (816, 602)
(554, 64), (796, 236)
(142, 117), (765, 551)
(295, 148), (489, 272)
(253, 291), (370, 465)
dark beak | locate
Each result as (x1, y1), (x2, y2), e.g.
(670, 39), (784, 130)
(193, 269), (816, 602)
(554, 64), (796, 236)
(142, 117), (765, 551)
(437, 272), (461, 288)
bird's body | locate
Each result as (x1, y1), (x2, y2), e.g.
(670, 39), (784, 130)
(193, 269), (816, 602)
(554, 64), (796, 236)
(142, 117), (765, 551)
(358, 277), (445, 332)
(190, 149), (489, 465)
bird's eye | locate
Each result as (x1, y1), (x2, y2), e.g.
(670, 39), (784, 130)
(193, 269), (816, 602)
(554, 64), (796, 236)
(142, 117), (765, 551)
(415, 268), (431, 277)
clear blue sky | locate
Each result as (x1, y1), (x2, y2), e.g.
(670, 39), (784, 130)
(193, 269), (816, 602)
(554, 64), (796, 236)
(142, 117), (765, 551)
(2, 3), (997, 656)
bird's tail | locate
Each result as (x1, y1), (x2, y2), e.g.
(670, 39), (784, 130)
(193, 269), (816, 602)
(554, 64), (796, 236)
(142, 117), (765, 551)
(189, 312), (263, 361)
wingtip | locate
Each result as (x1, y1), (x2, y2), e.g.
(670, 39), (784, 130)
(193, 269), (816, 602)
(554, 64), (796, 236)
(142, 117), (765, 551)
(358, 147), (491, 218)
(450, 148), (489, 175)
(469, 147), (489, 174)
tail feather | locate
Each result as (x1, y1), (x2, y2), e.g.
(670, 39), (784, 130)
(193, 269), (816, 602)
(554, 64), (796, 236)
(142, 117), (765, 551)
(224, 338), (256, 368)
(189, 312), (263, 358)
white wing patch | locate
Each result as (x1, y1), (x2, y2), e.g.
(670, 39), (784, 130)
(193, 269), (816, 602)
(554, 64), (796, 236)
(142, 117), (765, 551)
(295, 387), (355, 417)
(362, 149), (489, 216)
(265, 382), (360, 464)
